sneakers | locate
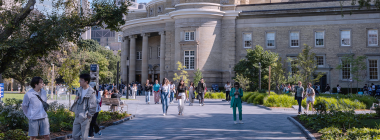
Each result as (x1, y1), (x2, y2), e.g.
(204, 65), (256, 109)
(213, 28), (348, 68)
(98, 131), (102, 136)
(234, 121), (237, 124)
(189, 103), (191, 106)
(239, 120), (244, 124)
(199, 104), (202, 106)
(202, 104), (204, 106)
(163, 113), (166, 116)
(88, 136), (94, 138)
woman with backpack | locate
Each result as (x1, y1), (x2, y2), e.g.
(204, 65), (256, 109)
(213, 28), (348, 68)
(230, 82), (243, 124)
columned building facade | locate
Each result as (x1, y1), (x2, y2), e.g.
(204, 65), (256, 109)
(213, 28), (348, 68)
(121, 0), (380, 90)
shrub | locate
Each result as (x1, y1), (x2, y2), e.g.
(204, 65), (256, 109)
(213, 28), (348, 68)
(320, 94), (377, 109)
(47, 103), (75, 132)
(241, 92), (253, 102)
(264, 94), (297, 108)
(0, 98), (28, 131)
(247, 93), (259, 104)
(309, 97), (366, 110)
(319, 127), (380, 140)
(0, 129), (29, 140)
(97, 111), (129, 125)
(253, 94), (266, 105)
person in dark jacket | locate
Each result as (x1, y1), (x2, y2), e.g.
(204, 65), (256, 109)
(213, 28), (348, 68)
(196, 78), (206, 106)
(111, 89), (123, 111)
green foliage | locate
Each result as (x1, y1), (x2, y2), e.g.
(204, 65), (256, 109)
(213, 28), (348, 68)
(336, 54), (367, 92)
(290, 44), (324, 89)
(96, 110), (129, 125)
(271, 57), (286, 94)
(264, 94), (298, 108)
(0, 98), (28, 131)
(241, 92), (254, 102)
(46, 102), (75, 132)
(319, 127), (380, 140)
(307, 97), (366, 111)
(233, 45), (278, 91)
(319, 94), (377, 109)
(234, 73), (250, 91)
(193, 69), (203, 87)
(173, 61), (189, 86)
(242, 91), (275, 105)
(0, 129), (29, 140)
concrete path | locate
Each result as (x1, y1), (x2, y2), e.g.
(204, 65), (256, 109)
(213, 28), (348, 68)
(74, 96), (308, 140)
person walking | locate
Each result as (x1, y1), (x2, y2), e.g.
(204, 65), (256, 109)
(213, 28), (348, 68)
(88, 86), (102, 138)
(197, 78), (206, 106)
(152, 80), (160, 104)
(305, 83), (315, 114)
(176, 79), (188, 115)
(131, 84), (137, 99)
(170, 82), (175, 104)
(224, 81), (231, 102)
(188, 82), (195, 106)
(71, 74), (97, 140)
(337, 84), (341, 94)
(316, 84), (320, 96)
(144, 79), (153, 104)
(372, 83), (376, 96)
(294, 81), (304, 114)
(230, 82), (243, 124)
(161, 79), (171, 116)
(22, 77), (50, 140)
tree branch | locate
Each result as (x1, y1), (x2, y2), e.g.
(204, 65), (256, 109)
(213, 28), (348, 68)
(0, 0), (36, 42)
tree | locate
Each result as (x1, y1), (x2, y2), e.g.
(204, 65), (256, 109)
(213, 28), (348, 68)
(271, 57), (286, 94)
(291, 44), (324, 89)
(234, 73), (250, 91)
(193, 68), (203, 86)
(173, 61), (189, 86)
(336, 54), (367, 93)
(58, 58), (82, 108)
(234, 45), (278, 91)
(0, 0), (131, 74)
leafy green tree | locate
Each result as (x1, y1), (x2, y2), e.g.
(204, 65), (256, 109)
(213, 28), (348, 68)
(0, 0), (131, 74)
(193, 69), (203, 86)
(234, 73), (250, 91)
(58, 58), (82, 108)
(173, 61), (189, 86)
(233, 45), (278, 91)
(271, 57), (286, 94)
(291, 44), (324, 89)
(336, 54), (367, 92)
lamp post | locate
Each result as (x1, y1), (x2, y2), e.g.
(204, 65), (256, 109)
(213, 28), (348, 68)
(229, 65), (232, 82)
(259, 62), (261, 90)
(126, 57), (130, 99)
(51, 63), (54, 100)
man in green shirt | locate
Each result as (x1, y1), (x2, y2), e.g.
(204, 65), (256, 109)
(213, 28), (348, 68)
(295, 81), (304, 114)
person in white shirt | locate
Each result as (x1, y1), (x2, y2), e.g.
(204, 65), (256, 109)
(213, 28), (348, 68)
(224, 81), (231, 102)
(170, 82), (175, 104)
(305, 83), (315, 114)
(22, 77), (50, 140)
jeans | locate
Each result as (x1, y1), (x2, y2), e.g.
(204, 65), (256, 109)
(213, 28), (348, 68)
(226, 91), (231, 101)
(297, 97), (303, 113)
(145, 91), (151, 103)
(88, 112), (100, 137)
(198, 92), (204, 104)
(170, 91), (175, 103)
(161, 92), (169, 114)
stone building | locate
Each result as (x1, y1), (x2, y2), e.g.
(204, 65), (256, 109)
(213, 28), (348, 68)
(120, 0), (380, 90)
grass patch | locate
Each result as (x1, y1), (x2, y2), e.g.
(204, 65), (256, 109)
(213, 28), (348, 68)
(358, 119), (380, 128)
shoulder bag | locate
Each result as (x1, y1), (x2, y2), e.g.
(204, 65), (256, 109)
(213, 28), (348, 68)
(35, 94), (49, 112)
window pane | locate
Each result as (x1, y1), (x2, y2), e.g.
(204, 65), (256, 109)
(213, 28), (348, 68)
(316, 31), (324, 46)
(244, 33), (252, 48)
(185, 57), (189, 69)
(190, 57), (194, 69)
(267, 33), (275, 47)
(316, 56), (324, 66)
(190, 32), (195, 41)
(190, 51), (194, 56)
(342, 60), (351, 79)
(368, 30), (378, 46)
(185, 32), (189, 41)
(341, 30), (351, 46)
(369, 60), (378, 80)
(185, 51), (189, 56)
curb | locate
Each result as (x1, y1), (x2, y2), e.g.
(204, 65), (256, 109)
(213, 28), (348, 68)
(256, 105), (272, 110)
(51, 115), (135, 140)
(287, 116), (316, 140)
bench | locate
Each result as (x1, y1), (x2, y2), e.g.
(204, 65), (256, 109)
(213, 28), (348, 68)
(102, 98), (127, 112)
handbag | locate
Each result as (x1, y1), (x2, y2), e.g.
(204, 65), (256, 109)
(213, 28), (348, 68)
(35, 94), (49, 112)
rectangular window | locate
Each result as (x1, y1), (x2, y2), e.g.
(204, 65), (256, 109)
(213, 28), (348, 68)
(149, 48), (152, 59)
(316, 56), (324, 67)
(368, 30), (378, 46)
(341, 30), (351, 46)
(158, 47), (160, 57)
(369, 59), (378, 80)
(341, 59), (351, 80)
(118, 35), (122, 42)
(185, 31), (195, 41)
(243, 33), (252, 48)
(137, 51), (142, 60)
(315, 31), (324, 47)
(266, 32), (275, 48)
(184, 51), (195, 70)
(290, 32), (299, 47)
(289, 57), (298, 75)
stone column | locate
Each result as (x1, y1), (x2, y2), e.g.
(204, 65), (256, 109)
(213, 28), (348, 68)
(159, 31), (165, 83)
(121, 37), (129, 84)
(141, 33), (150, 83)
(129, 35), (137, 83)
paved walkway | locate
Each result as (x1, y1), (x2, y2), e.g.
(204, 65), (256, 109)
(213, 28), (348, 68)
(68, 95), (307, 140)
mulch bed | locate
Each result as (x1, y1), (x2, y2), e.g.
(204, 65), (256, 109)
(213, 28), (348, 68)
(292, 116), (322, 140)
(35, 114), (131, 139)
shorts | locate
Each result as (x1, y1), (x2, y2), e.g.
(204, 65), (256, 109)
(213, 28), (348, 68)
(306, 97), (315, 103)
(29, 117), (50, 136)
